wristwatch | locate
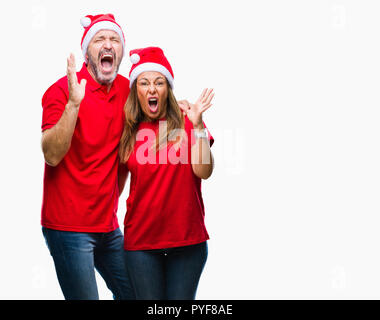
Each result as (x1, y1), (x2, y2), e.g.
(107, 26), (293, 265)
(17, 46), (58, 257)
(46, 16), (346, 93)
(194, 128), (208, 139)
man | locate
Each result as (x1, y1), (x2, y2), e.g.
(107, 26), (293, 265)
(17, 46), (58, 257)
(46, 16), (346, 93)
(40, 13), (134, 300)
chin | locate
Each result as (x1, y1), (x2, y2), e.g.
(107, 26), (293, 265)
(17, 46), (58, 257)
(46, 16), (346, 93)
(142, 109), (160, 121)
(97, 71), (117, 85)
(147, 113), (160, 120)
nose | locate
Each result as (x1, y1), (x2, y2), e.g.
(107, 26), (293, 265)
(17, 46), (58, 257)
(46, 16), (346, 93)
(103, 39), (112, 50)
(148, 83), (156, 93)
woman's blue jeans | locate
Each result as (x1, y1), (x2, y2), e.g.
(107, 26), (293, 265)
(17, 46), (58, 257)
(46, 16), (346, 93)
(42, 227), (135, 300)
(124, 241), (208, 300)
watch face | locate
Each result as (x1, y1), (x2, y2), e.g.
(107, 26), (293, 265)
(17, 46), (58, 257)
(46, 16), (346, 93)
(195, 129), (208, 139)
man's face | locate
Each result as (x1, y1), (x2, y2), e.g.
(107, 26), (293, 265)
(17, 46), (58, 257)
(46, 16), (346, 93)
(86, 29), (123, 85)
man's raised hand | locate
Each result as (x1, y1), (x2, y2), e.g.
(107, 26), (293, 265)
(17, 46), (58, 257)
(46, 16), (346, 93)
(67, 53), (86, 107)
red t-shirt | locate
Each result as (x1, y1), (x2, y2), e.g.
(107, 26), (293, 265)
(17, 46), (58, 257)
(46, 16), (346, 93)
(41, 63), (130, 232)
(123, 116), (214, 250)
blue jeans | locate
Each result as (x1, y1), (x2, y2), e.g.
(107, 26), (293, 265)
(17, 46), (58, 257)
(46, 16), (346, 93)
(124, 241), (208, 300)
(42, 227), (135, 300)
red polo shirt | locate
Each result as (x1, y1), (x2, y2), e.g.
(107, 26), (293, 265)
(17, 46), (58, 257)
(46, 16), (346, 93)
(123, 116), (214, 250)
(41, 63), (129, 232)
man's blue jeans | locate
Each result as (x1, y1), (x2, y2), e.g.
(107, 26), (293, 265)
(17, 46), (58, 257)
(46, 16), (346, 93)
(42, 227), (135, 300)
(124, 241), (208, 300)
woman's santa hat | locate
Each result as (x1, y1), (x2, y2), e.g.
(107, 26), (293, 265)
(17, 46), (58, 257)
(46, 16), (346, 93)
(80, 13), (125, 62)
(128, 47), (174, 88)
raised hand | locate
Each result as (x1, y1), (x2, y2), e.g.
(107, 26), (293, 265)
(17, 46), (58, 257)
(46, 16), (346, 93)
(67, 53), (86, 107)
(179, 89), (214, 128)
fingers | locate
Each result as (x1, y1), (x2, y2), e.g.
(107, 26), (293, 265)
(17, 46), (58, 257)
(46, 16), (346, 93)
(180, 89), (214, 116)
(204, 90), (214, 105)
(178, 100), (191, 114)
(67, 53), (76, 75)
(198, 89), (214, 112)
(197, 88), (208, 103)
(178, 105), (188, 115)
(68, 53), (76, 68)
(80, 79), (87, 89)
(67, 53), (78, 89)
(201, 103), (213, 113)
(178, 100), (190, 108)
(198, 88), (214, 105)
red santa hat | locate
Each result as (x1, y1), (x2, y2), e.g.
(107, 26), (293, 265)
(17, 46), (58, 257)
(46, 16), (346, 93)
(128, 47), (174, 88)
(80, 14), (125, 63)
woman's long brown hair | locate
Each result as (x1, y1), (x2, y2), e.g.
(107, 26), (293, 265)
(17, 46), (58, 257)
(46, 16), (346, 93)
(119, 80), (185, 163)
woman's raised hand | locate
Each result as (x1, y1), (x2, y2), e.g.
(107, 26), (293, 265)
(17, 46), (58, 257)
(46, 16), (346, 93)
(179, 88), (214, 128)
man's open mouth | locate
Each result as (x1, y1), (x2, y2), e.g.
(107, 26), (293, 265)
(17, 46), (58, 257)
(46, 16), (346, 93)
(100, 53), (114, 73)
(148, 98), (159, 113)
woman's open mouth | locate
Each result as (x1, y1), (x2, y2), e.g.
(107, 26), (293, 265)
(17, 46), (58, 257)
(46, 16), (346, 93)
(148, 98), (159, 113)
(100, 53), (114, 74)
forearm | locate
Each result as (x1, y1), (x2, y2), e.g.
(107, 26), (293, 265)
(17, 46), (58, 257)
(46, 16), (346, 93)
(191, 124), (214, 179)
(41, 101), (79, 166)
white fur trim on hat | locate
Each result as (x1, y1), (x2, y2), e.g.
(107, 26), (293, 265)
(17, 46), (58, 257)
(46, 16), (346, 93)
(81, 21), (125, 62)
(129, 62), (174, 88)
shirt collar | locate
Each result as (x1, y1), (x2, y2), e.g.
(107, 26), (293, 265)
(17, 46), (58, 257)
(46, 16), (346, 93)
(78, 63), (118, 95)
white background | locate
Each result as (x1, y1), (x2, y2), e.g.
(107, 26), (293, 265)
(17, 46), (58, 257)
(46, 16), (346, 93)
(1, 0), (380, 299)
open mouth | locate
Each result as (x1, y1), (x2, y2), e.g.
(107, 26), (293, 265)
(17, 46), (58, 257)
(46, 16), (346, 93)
(148, 97), (159, 113)
(100, 53), (114, 73)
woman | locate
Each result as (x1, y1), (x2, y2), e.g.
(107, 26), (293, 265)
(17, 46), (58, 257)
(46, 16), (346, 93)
(119, 46), (215, 300)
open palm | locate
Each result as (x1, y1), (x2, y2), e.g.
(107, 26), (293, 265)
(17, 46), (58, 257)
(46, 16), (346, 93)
(67, 53), (86, 107)
(182, 88), (214, 127)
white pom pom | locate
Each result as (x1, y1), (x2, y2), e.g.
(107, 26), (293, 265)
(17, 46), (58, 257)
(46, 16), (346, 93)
(80, 17), (92, 28)
(130, 53), (140, 64)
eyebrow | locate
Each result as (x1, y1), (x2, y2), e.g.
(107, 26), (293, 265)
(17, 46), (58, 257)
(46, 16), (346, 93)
(94, 35), (119, 41)
(139, 77), (166, 82)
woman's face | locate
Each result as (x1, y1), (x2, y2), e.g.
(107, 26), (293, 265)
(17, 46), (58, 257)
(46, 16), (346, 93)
(136, 71), (168, 120)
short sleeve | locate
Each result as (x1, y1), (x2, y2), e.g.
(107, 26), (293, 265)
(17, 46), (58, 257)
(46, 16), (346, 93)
(41, 81), (68, 132)
(204, 121), (214, 147)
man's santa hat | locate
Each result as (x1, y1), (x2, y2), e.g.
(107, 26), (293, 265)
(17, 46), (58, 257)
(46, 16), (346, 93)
(128, 47), (174, 88)
(80, 14), (125, 62)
